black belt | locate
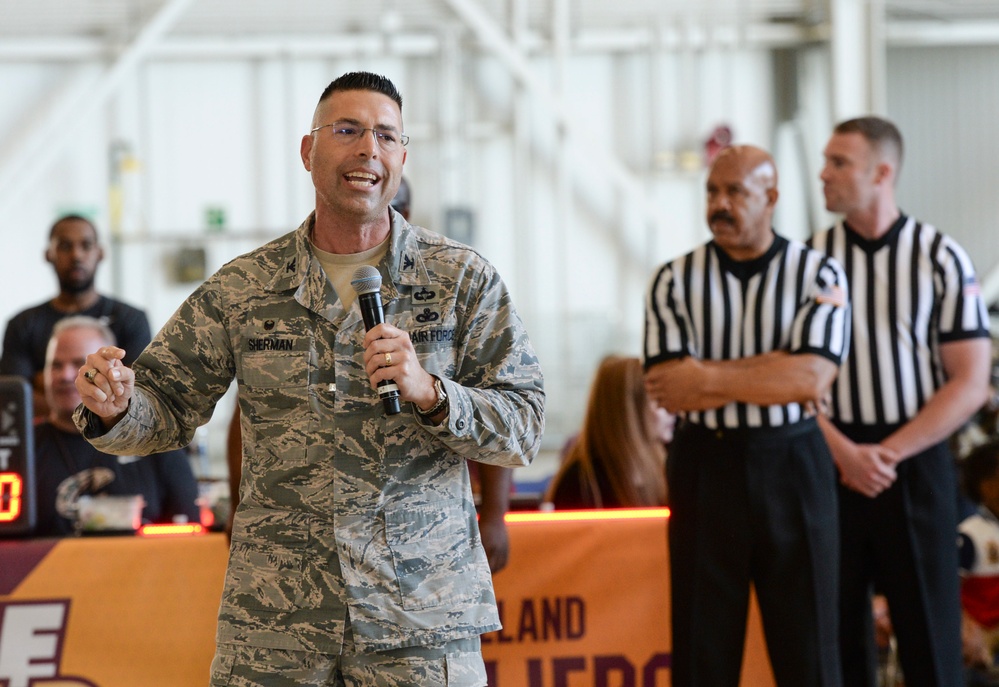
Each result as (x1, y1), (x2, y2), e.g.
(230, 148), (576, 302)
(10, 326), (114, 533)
(679, 416), (819, 443)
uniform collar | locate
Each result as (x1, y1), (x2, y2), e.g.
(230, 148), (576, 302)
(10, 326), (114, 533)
(385, 207), (432, 290)
(264, 210), (436, 317)
(842, 213), (910, 252)
(711, 231), (787, 281)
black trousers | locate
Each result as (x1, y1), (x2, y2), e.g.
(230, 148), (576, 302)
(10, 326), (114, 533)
(667, 418), (842, 687)
(835, 423), (963, 687)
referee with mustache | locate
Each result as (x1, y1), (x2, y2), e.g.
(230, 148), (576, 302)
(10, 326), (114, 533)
(644, 144), (851, 686)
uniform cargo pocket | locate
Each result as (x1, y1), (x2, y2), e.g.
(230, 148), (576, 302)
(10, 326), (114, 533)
(385, 498), (477, 611)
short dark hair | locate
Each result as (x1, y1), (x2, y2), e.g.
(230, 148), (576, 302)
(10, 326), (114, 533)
(318, 71), (403, 111)
(833, 116), (904, 174)
(961, 440), (999, 504)
(49, 214), (98, 241)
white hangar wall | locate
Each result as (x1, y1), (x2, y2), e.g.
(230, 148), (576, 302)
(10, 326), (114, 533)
(0, 48), (779, 460)
(1, 9), (997, 470)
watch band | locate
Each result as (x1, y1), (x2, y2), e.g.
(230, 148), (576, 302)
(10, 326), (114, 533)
(416, 376), (448, 417)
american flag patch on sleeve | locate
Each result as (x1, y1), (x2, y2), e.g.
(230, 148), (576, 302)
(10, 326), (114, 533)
(816, 283), (846, 308)
(963, 276), (981, 298)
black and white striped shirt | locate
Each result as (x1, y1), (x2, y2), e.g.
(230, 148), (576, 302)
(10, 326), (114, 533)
(644, 233), (851, 429)
(808, 215), (989, 426)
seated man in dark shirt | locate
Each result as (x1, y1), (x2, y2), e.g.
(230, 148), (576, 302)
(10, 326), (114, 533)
(0, 214), (151, 419)
(34, 316), (199, 536)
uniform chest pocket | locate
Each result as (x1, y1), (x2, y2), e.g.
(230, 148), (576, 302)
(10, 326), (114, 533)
(242, 351), (310, 388)
(240, 352), (312, 427)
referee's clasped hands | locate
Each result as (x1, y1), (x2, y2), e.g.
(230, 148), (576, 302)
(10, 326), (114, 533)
(835, 442), (899, 498)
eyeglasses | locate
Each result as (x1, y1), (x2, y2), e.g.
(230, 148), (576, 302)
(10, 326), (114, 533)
(311, 123), (409, 151)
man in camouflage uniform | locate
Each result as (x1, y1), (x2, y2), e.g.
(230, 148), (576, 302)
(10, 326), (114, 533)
(73, 71), (545, 686)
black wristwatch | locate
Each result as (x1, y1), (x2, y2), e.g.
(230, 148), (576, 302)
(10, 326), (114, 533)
(416, 376), (448, 418)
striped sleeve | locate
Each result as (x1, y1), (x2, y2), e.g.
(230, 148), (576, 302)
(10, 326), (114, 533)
(790, 251), (851, 366)
(934, 234), (990, 342)
(644, 258), (696, 368)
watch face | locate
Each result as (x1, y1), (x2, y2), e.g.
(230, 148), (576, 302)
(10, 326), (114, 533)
(0, 377), (36, 537)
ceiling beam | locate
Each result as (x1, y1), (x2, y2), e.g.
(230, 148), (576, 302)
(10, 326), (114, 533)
(7, 18), (998, 64)
(0, 34), (442, 61)
(0, 22), (822, 63)
(888, 20), (999, 46)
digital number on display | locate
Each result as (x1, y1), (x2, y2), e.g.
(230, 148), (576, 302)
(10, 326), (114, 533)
(0, 473), (23, 522)
(0, 377), (36, 535)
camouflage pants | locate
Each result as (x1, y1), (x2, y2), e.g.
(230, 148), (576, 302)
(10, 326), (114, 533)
(209, 636), (485, 686)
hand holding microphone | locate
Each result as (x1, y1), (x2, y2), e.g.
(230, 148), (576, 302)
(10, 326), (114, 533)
(352, 266), (449, 420)
(352, 266), (402, 415)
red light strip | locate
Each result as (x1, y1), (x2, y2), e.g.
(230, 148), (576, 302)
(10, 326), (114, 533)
(138, 523), (207, 537)
(503, 508), (670, 524)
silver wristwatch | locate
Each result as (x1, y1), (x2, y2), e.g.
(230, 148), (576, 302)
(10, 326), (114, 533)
(416, 376), (448, 417)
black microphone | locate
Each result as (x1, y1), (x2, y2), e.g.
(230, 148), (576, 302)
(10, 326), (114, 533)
(351, 265), (401, 415)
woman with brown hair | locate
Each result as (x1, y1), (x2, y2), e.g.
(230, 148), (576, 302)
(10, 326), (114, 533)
(544, 355), (674, 509)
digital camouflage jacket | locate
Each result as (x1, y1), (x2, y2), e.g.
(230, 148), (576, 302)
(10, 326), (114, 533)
(79, 210), (545, 652)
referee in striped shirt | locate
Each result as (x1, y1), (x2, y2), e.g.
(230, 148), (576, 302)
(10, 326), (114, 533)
(810, 116), (992, 687)
(645, 145), (850, 686)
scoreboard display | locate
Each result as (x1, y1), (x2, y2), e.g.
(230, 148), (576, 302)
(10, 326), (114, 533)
(0, 376), (35, 536)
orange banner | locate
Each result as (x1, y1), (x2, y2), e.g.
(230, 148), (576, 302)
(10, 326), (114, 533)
(0, 534), (227, 687)
(0, 512), (773, 686)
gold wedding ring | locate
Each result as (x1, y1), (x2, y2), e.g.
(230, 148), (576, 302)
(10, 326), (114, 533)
(84, 369), (98, 382)
(384, 352), (393, 367)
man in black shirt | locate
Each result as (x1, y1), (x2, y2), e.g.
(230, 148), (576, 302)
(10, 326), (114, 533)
(0, 214), (151, 418)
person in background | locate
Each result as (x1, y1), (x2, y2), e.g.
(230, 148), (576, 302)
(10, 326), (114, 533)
(953, 384), (999, 508)
(388, 174), (411, 217)
(34, 316), (199, 537)
(644, 144), (850, 686)
(544, 354), (672, 509)
(74, 71), (544, 686)
(958, 439), (999, 684)
(809, 116), (992, 687)
(0, 214), (151, 419)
